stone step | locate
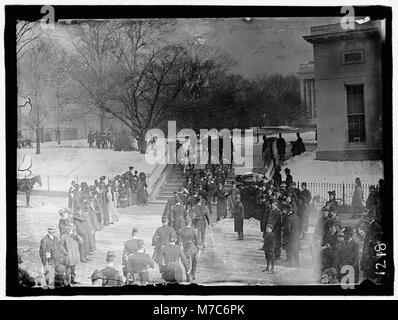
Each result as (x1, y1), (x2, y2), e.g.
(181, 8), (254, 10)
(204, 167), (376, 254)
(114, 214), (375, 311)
(157, 195), (175, 201)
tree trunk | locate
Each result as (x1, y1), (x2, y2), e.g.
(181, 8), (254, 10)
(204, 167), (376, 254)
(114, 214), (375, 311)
(35, 127), (41, 154)
(139, 131), (147, 154)
(56, 128), (61, 144)
(99, 110), (105, 132)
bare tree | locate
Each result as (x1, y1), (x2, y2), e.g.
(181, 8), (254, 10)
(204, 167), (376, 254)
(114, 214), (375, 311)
(16, 21), (43, 61)
(67, 21), (118, 132)
(19, 39), (55, 154)
(67, 19), (233, 152)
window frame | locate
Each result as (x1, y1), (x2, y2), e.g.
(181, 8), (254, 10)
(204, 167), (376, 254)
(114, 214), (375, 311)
(345, 83), (366, 143)
(341, 49), (365, 65)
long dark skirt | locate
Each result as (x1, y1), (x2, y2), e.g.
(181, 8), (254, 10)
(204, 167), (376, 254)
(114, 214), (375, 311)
(234, 218), (243, 233)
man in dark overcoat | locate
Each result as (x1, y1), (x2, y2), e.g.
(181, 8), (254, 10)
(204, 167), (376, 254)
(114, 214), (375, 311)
(232, 194), (244, 240)
(334, 226), (359, 282)
(283, 204), (301, 267)
(268, 199), (283, 259)
(276, 133), (286, 162)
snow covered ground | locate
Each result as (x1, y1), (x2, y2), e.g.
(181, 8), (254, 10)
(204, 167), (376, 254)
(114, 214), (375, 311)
(251, 128), (317, 145)
(17, 143), (157, 191)
(281, 151), (384, 185)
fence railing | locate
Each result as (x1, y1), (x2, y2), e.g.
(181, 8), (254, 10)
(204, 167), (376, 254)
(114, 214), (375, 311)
(297, 180), (372, 206)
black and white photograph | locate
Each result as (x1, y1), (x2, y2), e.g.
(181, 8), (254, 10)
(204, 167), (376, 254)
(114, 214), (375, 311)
(3, 3), (394, 298)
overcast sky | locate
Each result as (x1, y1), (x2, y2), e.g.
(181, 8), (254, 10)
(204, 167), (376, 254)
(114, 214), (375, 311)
(51, 17), (341, 78)
(174, 17), (341, 77)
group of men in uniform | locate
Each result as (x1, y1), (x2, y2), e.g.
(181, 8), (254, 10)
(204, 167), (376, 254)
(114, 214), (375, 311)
(235, 169), (312, 270)
(113, 213), (201, 285)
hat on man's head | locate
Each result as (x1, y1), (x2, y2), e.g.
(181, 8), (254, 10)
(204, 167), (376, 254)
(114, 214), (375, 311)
(284, 168), (290, 173)
(328, 190), (336, 196)
(129, 166), (134, 170)
(161, 216), (169, 223)
(48, 225), (57, 234)
(301, 182), (307, 187)
(100, 176), (106, 180)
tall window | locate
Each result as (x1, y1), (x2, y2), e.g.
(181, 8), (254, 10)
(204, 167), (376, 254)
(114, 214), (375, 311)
(346, 84), (366, 143)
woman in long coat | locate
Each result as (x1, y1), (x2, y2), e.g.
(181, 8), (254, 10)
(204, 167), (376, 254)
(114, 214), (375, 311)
(59, 224), (82, 281)
(352, 177), (363, 219)
(232, 195), (244, 240)
(107, 186), (119, 224)
(91, 193), (103, 231)
(215, 183), (228, 221)
(100, 185), (110, 226)
(73, 211), (90, 262)
(81, 203), (96, 253)
(227, 182), (239, 218)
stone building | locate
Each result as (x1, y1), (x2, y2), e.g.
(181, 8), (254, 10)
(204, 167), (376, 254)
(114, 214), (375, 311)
(298, 61), (316, 123)
(303, 20), (383, 160)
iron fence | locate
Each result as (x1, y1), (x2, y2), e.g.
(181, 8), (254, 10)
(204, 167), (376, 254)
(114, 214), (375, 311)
(297, 180), (372, 206)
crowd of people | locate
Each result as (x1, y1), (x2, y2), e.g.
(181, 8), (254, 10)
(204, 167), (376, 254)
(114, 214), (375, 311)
(17, 154), (385, 288)
(18, 166), (151, 288)
(87, 130), (141, 151)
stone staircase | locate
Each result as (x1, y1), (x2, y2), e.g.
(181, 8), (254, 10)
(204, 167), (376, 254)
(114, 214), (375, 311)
(155, 165), (236, 202)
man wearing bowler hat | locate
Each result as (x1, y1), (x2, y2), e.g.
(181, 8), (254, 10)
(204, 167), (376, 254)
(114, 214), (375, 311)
(268, 198), (283, 259)
(39, 225), (65, 287)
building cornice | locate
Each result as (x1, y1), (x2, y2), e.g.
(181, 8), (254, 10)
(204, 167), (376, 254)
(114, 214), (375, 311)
(303, 29), (380, 44)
